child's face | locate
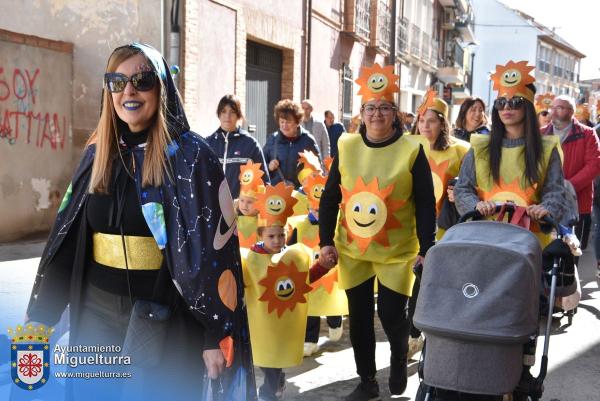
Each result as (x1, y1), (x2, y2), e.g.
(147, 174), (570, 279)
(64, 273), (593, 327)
(239, 195), (257, 216)
(261, 226), (286, 253)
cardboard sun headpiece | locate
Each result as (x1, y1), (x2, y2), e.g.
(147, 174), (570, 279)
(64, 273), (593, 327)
(239, 160), (265, 198)
(490, 60), (535, 103)
(255, 182), (298, 227)
(304, 173), (328, 210)
(297, 150), (323, 184)
(355, 63), (399, 104)
(417, 88), (448, 118)
(535, 93), (555, 113)
(575, 103), (590, 121)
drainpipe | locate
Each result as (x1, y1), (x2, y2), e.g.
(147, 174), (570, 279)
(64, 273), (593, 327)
(389, 0), (397, 104)
(169, 0), (181, 86)
(305, 0), (312, 99)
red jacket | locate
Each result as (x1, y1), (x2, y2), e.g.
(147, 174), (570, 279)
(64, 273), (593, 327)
(542, 119), (600, 214)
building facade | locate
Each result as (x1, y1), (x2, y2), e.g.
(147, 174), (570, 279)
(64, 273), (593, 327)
(472, 0), (584, 109)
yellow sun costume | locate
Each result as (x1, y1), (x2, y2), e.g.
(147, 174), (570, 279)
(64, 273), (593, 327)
(535, 93), (555, 114)
(236, 161), (263, 249)
(475, 60), (562, 246)
(242, 182), (313, 367)
(293, 150), (322, 216)
(415, 89), (470, 239)
(289, 173), (348, 317)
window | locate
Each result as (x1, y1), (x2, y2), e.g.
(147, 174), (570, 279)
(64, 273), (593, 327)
(342, 64), (354, 129)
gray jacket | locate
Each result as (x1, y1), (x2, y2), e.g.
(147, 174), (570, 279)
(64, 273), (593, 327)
(302, 117), (330, 158)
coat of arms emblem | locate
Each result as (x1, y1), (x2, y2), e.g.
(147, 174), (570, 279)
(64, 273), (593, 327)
(8, 324), (54, 391)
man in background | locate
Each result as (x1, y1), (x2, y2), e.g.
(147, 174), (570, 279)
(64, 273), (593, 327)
(301, 99), (330, 158)
(324, 110), (346, 158)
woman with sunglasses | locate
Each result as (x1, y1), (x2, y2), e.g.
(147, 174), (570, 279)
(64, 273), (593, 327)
(25, 43), (255, 400)
(455, 60), (566, 248)
(318, 64), (436, 401)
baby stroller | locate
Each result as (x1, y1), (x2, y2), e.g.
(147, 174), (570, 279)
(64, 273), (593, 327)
(413, 204), (571, 401)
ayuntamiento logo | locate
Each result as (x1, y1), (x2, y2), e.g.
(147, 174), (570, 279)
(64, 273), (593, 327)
(8, 324), (54, 391)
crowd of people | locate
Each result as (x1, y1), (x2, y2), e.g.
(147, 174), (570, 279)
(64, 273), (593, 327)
(23, 42), (600, 401)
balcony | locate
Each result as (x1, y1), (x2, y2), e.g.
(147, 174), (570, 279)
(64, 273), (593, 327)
(343, 0), (371, 41)
(369, 0), (391, 53)
(437, 42), (465, 84)
(397, 17), (409, 55)
(421, 32), (431, 64)
(438, 0), (455, 7)
(455, 7), (476, 43)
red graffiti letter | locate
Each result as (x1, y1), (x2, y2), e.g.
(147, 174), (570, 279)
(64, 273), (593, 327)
(13, 69), (28, 100)
(25, 68), (40, 104)
(0, 67), (9, 101)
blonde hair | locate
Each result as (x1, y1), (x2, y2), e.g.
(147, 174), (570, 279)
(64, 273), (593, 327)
(87, 46), (171, 193)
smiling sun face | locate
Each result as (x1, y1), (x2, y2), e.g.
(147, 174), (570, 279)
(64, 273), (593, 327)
(368, 73), (388, 92)
(304, 173), (327, 210)
(490, 60), (535, 99)
(266, 195), (286, 214)
(341, 177), (405, 254)
(258, 260), (311, 317)
(255, 182), (297, 226)
(501, 69), (522, 87)
(239, 160), (264, 188)
(355, 63), (399, 102)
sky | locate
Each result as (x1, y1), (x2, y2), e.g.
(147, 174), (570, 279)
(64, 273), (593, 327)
(498, 0), (598, 80)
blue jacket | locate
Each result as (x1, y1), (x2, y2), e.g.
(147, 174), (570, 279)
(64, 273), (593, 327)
(263, 126), (320, 188)
(206, 127), (270, 198)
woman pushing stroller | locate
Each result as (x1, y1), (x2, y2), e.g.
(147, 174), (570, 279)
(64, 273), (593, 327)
(454, 60), (568, 243)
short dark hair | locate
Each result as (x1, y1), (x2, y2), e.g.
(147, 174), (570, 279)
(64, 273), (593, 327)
(455, 97), (488, 130)
(217, 94), (243, 120)
(324, 110), (334, 119)
(274, 99), (303, 124)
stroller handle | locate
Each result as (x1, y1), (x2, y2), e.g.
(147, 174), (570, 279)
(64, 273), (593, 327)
(458, 204), (560, 232)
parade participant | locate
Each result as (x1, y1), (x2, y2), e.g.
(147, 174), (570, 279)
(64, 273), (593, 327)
(318, 63), (436, 400)
(535, 92), (555, 128)
(207, 94), (270, 198)
(286, 173), (349, 357)
(575, 103), (594, 127)
(348, 114), (362, 134)
(292, 150), (323, 216)
(237, 160), (264, 249)
(409, 90), (470, 359)
(324, 110), (346, 157)
(25, 43), (255, 400)
(264, 99), (320, 188)
(543, 95), (600, 249)
(242, 182), (312, 401)
(452, 96), (489, 142)
(301, 99), (330, 158)
(455, 60), (567, 247)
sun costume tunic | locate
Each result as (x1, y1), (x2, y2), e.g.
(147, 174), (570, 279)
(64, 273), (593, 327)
(241, 182), (312, 368)
(237, 160), (264, 249)
(25, 43), (255, 401)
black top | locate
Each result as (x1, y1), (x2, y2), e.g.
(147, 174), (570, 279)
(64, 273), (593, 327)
(86, 126), (159, 298)
(319, 130), (436, 256)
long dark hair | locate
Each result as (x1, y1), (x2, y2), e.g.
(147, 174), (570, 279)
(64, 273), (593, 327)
(489, 88), (542, 186)
(411, 111), (451, 151)
(455, 97), (488, 130)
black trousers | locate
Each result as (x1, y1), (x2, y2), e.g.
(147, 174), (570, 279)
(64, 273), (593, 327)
(259, 367), (284, 400)
(575, 213), (591, 250)
(345, 276), (410, 379)
(408, 277), (422, 338)
(305, 315), (343, 342)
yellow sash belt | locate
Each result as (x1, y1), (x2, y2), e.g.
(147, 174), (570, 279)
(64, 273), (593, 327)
(92, 232), (163, 270)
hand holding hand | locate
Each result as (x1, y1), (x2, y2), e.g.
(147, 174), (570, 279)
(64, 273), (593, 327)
(526, 204), (549, 221)
(318, 246), (338, 269)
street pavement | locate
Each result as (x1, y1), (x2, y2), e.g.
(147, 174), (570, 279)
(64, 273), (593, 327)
(0, 237), (598, 400)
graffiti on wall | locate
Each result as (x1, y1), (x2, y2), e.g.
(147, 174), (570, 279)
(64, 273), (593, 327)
(0, 66), (68, 149)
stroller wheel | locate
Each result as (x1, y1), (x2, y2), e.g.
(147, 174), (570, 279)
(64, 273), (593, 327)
(415, 382), (434, 401)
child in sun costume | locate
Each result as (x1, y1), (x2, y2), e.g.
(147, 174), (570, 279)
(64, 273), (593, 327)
(291, 150), (323, 217)
(242, 182), (313, 400)
(318, 63), (436, 399)
(413, 89), (470, 239)
(454, 60), (566, 247)
(236, 160), (263, 249)
(286, 172), (349, 356)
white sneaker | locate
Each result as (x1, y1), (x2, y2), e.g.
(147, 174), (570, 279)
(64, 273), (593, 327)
(407, 335), (424, 360)
(328, 325), (343, 342)
(303, 342), (319, 357)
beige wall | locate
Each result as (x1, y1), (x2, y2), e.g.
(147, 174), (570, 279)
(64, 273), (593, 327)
(0, 0), (162, 242)
(183, 0), (304, 136)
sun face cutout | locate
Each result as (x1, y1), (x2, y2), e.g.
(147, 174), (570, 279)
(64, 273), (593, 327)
(478, 177), (537, 207)
(304, 173), (327, 210)
(239, 161), (264, 189)
(490, 60), (535, 102)
(255, 182), (297, 227)
(340, 177), (405, 254)
(258, 260), (311, 317)
(535, 93), (555, 111)
(575, 104), (590, 121)
(428, 158), (451, 207)
(355, 63), (400, 103)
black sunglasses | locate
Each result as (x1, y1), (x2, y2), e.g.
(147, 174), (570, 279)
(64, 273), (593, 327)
(104, 71), (157, 93)
(493, 97), (526, 111)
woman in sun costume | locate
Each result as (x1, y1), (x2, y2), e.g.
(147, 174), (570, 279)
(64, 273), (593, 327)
(454, 60), (566, 246)
(318, 63), (436, 400)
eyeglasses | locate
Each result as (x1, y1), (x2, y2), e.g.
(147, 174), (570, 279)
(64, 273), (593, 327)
(493, 97), (525, 111)
(104, 71), (157, 93)
(550, 105), (570, 112)
(362, 104), (397, 116)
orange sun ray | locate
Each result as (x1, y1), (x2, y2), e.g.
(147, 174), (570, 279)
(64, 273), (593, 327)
(239, 160), (264, 191)
(428, 158), (451, 211)
(323, 156), (334, 174)
(490, 60), (535, 99)
(340, 176), (405, 254)
(304, 173), (328, 210)
(311, 268), (338, 294)
(417, 88), (438, 117)
(478, 177), (537, 207)
(258, 260), (312, 317)
(297, 150), (322, 174)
